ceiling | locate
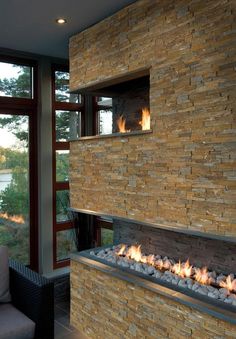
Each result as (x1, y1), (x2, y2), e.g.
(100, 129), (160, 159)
(0, 0), (136, 59)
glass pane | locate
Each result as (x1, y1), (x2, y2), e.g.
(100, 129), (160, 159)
(55, 71), (80, 103)
(56, 110), (81, 141)
(101, 228), (114, 246)
(97, 97), (112, 107)
(56, 229), (76, 261)
(98, 110), (113, 135)
(56, 150), (69, 182)
(0, 62), (33, 98)
(56, 190), (71, 222)
(0, 114), (29, 264)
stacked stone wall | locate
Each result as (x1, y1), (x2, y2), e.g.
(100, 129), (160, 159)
(69, 0), (236, 236)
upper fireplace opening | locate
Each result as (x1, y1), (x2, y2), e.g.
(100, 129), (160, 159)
(71, 68), (150, 136)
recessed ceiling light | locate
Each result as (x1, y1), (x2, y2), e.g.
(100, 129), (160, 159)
(56, 18), (67, 25)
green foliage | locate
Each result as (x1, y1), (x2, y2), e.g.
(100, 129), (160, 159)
(0, 222), (29, 264)
(56, 152), (69, 181)
(56, 111), (70, 141)
(0, 66), (31, 98)
(101, 228), (114, 246)
(56, 190), (70, 221)
(55, 71), (70, 102)
(0, 168), (29, 218)
(0, 147), (29, 217)
(0, 146), (28, 170)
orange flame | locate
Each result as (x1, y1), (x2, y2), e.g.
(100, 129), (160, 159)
(127, 244), (142, 262)
(220, 275), (236, 292)
(146, 254), (155, 266)
(172, 259), (192, 278)
(117, 244), (126, 256)
(195, 267), (213, 285)
(117, 115), (130, 133)
(0, 212), (25, 224)
(139, 107), (150, 130)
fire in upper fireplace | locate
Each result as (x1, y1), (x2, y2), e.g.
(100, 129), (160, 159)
(116, 107), (150, 133)
(139, 107), (150, 131)
(87, 70), (150, 135)
(116, 115), (130, 133)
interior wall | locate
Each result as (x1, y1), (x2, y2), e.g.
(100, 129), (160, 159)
(69, 0), (236, 237)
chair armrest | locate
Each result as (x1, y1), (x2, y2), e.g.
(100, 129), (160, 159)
(9, 259), (54, 339)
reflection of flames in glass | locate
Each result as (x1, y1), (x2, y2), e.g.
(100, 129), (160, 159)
(0, 212), (25, 224)
(139, 107), (150, 130)
(117, 115), (130, 133)
(116, 244), (236, 295)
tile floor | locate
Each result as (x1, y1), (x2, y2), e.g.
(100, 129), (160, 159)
(55, 300), (87, 339)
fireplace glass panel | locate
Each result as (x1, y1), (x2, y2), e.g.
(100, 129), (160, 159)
(101, 228), (114, 246)
(56, 150), (69, 182)
(55, 110), (81, 141)
(56, 190), (71, 222)
(56, 229), (76, 261)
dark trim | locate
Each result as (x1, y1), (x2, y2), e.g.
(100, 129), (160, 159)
(54, 102), (84, 111)
(55, 182), (69, 191)
(54, 259), (70, 269)
(55, 221), (73, 232)
(51, 64), (84, 269)
(55, 142), (70, 150)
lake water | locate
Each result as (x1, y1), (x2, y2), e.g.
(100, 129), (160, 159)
(0, 173), (12, 193)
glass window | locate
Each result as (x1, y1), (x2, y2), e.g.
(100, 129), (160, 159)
(0, 62), (33, 98)
(56, 190), (71, 222)
(55, 71), (80, 103)
(56, 150), (69, 182)
(97, 97), (112, 107)
(0, 114), (30, 264)
(55, 110), (81, 141)
(56, 229), (76, 261)
(101, 228), (114, 246)
(98, 110), (113, 135)
(97, 97), (113, 135)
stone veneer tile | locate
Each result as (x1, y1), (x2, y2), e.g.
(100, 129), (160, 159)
(69, 0), (236, 236)
(71, 260), (236, 338)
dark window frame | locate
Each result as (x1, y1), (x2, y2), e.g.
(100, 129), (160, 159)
(95, 217), (113, 247)
(51, 64), (84, 268)
(93, 97), (113, 135)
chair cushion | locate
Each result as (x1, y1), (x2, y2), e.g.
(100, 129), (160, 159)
(0, 246), (11, 302)
(0, 303), (35, 339)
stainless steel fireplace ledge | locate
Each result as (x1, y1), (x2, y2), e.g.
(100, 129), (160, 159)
(70, 129), (152, 141)
(69, 208), (236, 244)
(71, 249), (236, 326)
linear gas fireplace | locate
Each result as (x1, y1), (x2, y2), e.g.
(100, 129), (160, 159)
(70, 216), (236, 338)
